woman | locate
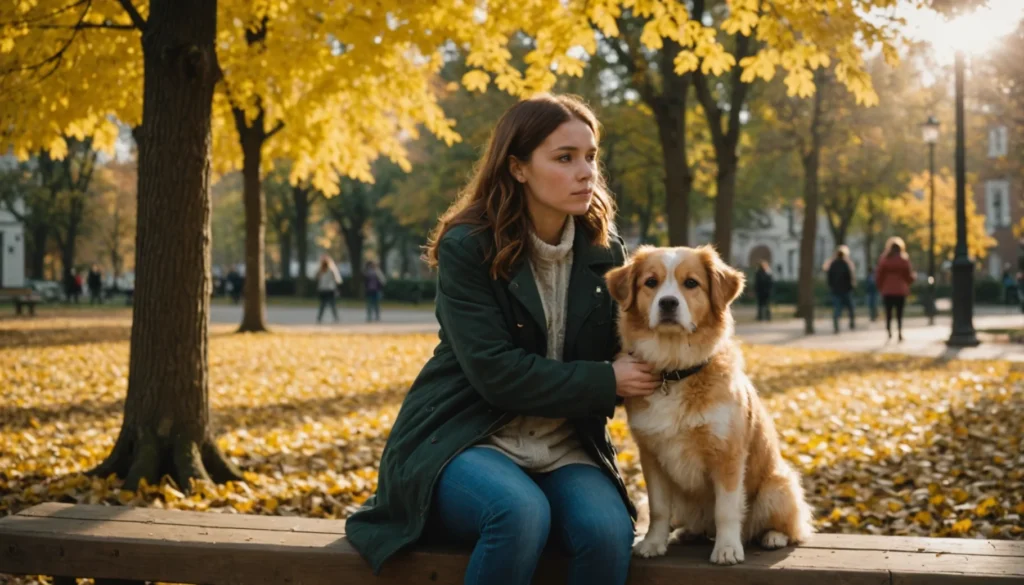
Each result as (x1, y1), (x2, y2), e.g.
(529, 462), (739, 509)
(315, 254), (341, 324)
(875, 237), (915, 342)
(345, 94), (660, 585)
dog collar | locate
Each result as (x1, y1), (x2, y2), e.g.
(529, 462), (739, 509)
(659, 361), (709, 394)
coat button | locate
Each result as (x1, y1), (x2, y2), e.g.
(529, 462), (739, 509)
(516, 323), (524, 328)
(595, 286), (602, 295)
(510, 282), (519, 290)
(430, 436), (438, 444)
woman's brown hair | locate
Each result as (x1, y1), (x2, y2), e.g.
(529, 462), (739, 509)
(423, 93), (616, 280)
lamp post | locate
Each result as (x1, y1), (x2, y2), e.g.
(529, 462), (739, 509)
(947, 49), (980, 347)
(921, 116), (940, 325)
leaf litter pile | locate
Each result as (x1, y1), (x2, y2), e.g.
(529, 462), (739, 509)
(2, 317), (1022, 572)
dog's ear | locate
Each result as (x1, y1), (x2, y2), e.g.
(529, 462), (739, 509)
(605, 260), (638, 312)
(700, 246), (745, 317)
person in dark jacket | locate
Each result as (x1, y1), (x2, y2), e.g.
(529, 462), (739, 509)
(87, 264), (103, 304)
(824, 245), (856, 333)
(345, 94), (660, 585)
(754, 260), (773, 321)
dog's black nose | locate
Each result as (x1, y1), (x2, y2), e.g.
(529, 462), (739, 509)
(659, 297), (679, 312)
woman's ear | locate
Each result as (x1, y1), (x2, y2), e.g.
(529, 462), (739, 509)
(508, 156), (525, 183)
(605, 261), (638, 312)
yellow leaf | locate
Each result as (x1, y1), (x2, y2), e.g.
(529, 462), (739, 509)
(975, 497), (998, 517)
(950, 519), (972, 535)
(913, 511), (933, 525)
(461, 70), (490, 93)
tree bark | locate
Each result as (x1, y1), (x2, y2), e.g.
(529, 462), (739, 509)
(712, 160), (737, 262)
(649, 53), (693, 246)
(28, 225), (47, 280)
(292, 184), (311, 296)
(342, 227), (365, 298)
(278, 225), (292, 279)
(89, 0), (242, 493)
(797, 71), (828, 335)
(234, 113), (268, 332)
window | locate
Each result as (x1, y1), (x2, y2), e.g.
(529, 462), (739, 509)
(988, 126), (1008, 158)
(985, 179), (1012, 232)
(988, 252), (1002, 279)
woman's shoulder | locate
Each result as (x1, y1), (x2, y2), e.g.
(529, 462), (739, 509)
(438, 224), (493, 267)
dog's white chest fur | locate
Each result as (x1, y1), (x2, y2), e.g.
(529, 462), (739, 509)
(627, 384), (734, 441)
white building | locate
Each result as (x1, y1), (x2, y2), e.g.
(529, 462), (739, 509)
(689, 208), (870, 280)
(0, 197), (26, 288)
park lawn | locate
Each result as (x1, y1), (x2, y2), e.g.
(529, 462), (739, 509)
(1, 316), (1022, 546)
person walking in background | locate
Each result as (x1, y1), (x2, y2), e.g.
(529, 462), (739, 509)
(824, 245), (856, 333)
(875, 237), (916, 342)
(754, 260), (773, 321)
(363, 259), (386, 322)
(1002, 265), (1019, 311)
(87, 264), (103, 304)
(315, 255), (342, 324)
(864, 266), (879, 322)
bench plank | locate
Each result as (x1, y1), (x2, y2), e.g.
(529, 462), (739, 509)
(2, 504), (1022, 585)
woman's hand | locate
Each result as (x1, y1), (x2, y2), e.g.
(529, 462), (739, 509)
(612, 354), (661, 398)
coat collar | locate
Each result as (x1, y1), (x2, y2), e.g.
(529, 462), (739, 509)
(507, 220), (616, 357)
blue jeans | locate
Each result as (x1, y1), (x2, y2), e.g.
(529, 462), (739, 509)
(425, 446), (633, 585)
(832, 291), (855, 331)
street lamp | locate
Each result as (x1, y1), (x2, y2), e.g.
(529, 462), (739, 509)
(921, 116), (940, 325)
(947, 50), (980, 347)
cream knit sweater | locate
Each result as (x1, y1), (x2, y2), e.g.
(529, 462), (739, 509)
(481, 218), (596, 472)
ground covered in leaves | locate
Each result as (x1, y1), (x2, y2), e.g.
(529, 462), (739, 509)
(2, 316), (1022, 580)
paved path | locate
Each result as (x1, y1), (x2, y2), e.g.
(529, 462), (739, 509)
(211, 303), (1024, 361)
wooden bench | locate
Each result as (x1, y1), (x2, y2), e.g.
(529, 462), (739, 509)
(1, 503), (1022, 584)
(0, 287), (43, 316)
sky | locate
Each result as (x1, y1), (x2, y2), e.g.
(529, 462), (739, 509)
(898, 0), (1024, 63)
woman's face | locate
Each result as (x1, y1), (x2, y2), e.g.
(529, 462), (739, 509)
(511, 119), (597, 220)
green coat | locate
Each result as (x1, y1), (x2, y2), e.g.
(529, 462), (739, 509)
(345, 221), (635, 574)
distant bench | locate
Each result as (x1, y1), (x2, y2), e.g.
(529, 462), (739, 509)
(0, 287), (42, 316)
(1, 503), (1022, 584)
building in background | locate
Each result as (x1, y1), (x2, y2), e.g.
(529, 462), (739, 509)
(975, 121), (1022, 279)
(0, 196), (26, 289)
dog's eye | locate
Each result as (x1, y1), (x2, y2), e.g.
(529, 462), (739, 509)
(644, 277), (658, 288)
(683, 278), (699, 289)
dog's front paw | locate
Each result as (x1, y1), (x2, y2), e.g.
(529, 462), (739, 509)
(710, 538), (745, 565)
(761, 530), (789, 549)
(633, 536), (669, 558)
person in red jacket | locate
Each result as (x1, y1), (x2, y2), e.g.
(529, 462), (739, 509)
(875, 237), (916, 342)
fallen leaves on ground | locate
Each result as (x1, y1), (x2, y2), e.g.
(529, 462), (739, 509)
(1, 317), (1022, 582)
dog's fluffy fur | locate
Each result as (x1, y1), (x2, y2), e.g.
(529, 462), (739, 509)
(605, 245), (813, 565)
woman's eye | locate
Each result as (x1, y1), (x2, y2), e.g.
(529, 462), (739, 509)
(644, 277), (658, 288)
(558, 154), (571, 162)
(684, 278), (699, 289)
(586, 153), (596, 163)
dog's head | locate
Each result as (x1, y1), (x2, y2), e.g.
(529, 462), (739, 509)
(605, 245), (744, 337)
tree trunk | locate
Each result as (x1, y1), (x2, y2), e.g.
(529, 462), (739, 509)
(90, 0), (242, 492)
(653, 102), (692, 246)
(58, 197), (82, 277)
(292, 185), (311, 296)
(712, 160), (737, 263)
(342, 227), (365, 298)
(798, 152), (820, 334)
(235, 114), (268, 332)
(648, 40), (692, 247)
(28, 225), (47, 280)
(279, 226), (292, 280)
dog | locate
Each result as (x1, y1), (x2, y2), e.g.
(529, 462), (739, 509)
(604, 245), (813, 565)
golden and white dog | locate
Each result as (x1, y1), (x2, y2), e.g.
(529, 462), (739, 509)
(605, 245), (813, 565)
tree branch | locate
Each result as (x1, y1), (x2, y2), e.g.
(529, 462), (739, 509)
(117, 0), (147, 31)
(35, 22), (136, 30)
(266, 120), (285, 140)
